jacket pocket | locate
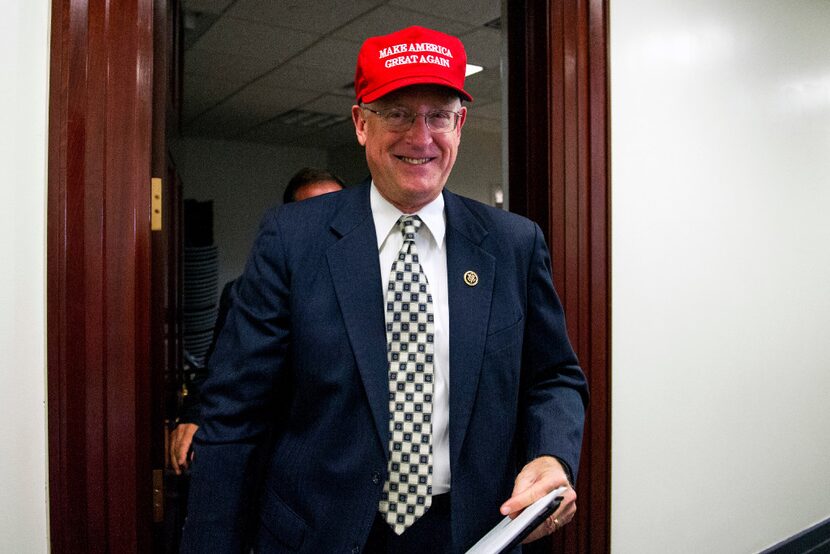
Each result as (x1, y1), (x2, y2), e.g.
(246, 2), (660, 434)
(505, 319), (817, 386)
(484, 315), (524, 356)
(257, 490), (309, 551)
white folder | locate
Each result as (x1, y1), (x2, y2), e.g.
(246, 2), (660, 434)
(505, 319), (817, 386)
(464, 486), (568, 554)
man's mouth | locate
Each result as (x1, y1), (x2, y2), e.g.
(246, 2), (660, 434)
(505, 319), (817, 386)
(396, 156), (432, 165)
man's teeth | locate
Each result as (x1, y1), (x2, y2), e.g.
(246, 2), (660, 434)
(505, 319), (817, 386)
(398, 156), (430, 165)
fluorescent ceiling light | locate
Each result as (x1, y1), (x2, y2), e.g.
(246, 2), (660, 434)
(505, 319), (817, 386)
(465, 64), (484, 76)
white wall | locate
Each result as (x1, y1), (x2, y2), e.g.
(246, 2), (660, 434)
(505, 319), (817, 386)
(170, 138), (329, 288)
(611, 0), (830, 552)
(0, 0), (51, 551)
(327, 140), (370, 186)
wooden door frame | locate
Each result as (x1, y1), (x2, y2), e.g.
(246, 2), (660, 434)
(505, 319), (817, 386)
(46, 0), (154, 551)
(508, 1), (610, 551)
(46, 0), (610, 550)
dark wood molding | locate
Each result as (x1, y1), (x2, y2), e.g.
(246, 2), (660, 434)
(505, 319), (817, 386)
(508, 1), (610, 552)
(761, 517), (830, 554)
(47, 0), (155, 551)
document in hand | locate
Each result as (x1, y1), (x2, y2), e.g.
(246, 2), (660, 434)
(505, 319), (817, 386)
(464, 486), (568, 554)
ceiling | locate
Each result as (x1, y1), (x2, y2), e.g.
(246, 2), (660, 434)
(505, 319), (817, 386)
(180, 0), (505, 150)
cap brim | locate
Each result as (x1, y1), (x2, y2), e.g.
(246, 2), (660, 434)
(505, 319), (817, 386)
(360, 75), (473, 104)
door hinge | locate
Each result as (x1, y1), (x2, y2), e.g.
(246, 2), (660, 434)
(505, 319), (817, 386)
(153, 468), (164, 522)
(151, 177), (162, 231)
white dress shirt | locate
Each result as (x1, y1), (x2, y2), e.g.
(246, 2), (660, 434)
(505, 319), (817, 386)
(370, 183), (451, 494)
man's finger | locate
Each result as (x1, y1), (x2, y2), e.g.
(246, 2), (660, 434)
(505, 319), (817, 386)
(523, 514), (559, 543)
(169, 427), (187, 474)
(169, 433), (179, 468)
(510, 471), (541, 498)
(500, 481), (553, 516)
(521, 489), (577, 543)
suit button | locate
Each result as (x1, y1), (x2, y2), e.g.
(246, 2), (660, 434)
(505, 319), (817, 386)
(372, 471), (381, 485)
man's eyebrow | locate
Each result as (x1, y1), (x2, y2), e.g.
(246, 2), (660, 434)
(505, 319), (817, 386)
(374, 102), (461, 111)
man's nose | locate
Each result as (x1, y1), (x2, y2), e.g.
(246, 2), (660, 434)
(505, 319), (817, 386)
(404, 114), (433, 144)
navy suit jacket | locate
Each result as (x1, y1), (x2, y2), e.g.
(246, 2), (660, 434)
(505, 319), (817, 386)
(181, 183), (588, 553)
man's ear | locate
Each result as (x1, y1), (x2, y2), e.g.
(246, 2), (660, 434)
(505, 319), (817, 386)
(352, 105), (368, 146)
(456, 105), (468, 135)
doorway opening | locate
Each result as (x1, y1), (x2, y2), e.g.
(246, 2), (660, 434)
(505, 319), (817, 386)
(158, 2), (507, 551)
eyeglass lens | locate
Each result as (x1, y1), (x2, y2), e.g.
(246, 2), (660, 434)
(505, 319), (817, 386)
(378, 109), (457, 132)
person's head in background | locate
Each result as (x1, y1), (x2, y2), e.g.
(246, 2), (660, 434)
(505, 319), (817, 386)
(283, 167), (345, 204)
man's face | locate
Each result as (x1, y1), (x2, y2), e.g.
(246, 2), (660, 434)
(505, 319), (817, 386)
(352, 85), (467, 213)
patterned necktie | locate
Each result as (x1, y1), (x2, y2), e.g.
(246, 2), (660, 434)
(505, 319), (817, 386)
(378, 215), (435, 535)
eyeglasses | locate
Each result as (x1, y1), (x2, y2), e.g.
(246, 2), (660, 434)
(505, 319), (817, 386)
(362, 106), (462, 133)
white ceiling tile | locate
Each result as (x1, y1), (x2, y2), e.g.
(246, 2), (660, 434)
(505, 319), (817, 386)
(290, 120), (359, 148)
(182, 72), (247, 121)
(227, 0), (386, 34)
(464, 68), (502, 102)
(389, 0), (502, 27)
(332, 5), (470, 42)
(193, 16), (316, 64)
(458, 27), (502, 69)
(301, 94), (355, 117)
(185, 47), (279, 83)
(182, 0), (235, 15)
(179, 0), (505, 146)
(220, 84), (321, 120)
(239, 119), (320, 144)
(255, 63), (355, 96)
(290, 37), (362, 72)
(184, 84), (320, 138)
(182, 11), (221, 50)
(183, 109), (268, 139)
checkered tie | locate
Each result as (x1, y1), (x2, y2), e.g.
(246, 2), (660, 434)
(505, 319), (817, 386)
(378, 215), (435, 535)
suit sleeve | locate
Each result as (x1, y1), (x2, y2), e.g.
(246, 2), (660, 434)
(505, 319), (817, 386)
(519, 223), (589, 484)
(181, 208), (291, 553)
(178, 280), (235, 426)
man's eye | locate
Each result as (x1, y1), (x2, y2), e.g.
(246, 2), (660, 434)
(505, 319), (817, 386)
(430, 111), (452, 121)
(385, 109), (410, 122)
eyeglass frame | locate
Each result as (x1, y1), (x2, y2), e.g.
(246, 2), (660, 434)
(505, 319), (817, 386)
(360, 105), (464, 133)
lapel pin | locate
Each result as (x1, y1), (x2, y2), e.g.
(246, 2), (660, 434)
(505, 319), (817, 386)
(463, 271), (479, 287)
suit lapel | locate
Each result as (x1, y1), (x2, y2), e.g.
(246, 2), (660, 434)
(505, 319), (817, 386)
(443, 191), (496, 468)
(325, 187), (497, 467)
(326, 184), (390, 456)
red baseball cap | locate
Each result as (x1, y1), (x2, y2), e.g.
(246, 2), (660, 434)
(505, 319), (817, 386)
(354, 26), (474, 104)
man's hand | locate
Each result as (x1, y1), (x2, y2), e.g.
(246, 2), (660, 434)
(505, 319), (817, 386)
(499, 456), (577, 543)
(169, 423), (199, 475)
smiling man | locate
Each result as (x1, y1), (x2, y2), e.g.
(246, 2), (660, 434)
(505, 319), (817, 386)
(181, 26), (588, 554)
(353, 86), (464, 213)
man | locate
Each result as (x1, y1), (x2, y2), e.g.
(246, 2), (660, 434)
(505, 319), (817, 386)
(282, 167), (346, 204)
(169, 167), (344, 475)
(182, 26), (588, 553)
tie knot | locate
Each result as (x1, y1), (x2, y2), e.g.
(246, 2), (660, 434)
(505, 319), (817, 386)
(398, 215), (422, 242)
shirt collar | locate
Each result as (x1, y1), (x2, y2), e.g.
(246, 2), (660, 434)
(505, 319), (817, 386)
(370, 182), (446, 251)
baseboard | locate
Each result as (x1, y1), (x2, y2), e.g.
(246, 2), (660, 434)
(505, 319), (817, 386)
(760, 517), (830, 554)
